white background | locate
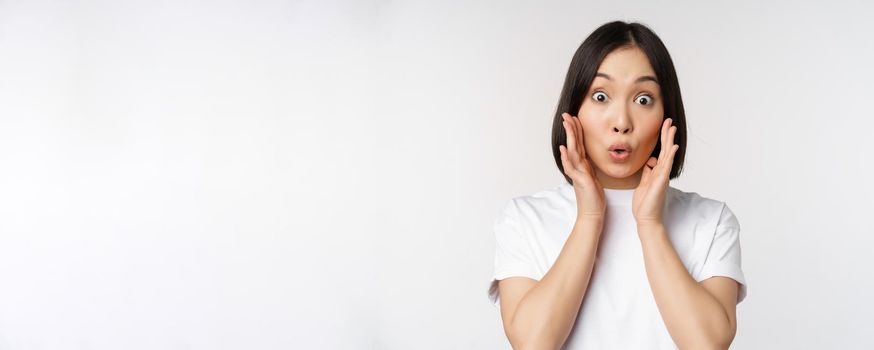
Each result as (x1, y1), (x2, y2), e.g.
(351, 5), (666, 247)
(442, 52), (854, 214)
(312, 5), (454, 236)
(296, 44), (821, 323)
(1, 0), (872, 349)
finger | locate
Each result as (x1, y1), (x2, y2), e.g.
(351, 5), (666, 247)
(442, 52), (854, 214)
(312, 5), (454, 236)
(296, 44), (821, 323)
(565, 120), (581, 170)
(559, 145), (577, 177)
(644, 156), (660, 182)
(666, 120), (676, 147)
(658, 118), (673, 169)
(562, 115), (579, 163)
(659, 123), (678, 170)
(569, 115), (580, 153)
(572, 115), (586, 159)
(659, 118), (671, 160)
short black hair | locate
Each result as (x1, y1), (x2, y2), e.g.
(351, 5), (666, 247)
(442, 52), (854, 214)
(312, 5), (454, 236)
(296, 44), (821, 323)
(551, 20), (686, 184)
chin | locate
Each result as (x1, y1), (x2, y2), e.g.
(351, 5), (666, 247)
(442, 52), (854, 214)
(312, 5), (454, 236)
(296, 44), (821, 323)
(595, 159), (642, 179)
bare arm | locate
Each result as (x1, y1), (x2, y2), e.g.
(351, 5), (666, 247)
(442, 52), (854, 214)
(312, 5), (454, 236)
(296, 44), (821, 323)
(637, 222), (739, 349)
(498, 216), (603, 350)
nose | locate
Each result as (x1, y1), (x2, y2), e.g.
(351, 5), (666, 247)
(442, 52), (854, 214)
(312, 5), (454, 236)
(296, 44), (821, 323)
(612, 108), (632, 134)
(613, 125), (631, 134)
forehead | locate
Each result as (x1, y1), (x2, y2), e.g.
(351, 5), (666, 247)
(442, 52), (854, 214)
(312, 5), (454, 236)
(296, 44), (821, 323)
(595, 46), (656, 82)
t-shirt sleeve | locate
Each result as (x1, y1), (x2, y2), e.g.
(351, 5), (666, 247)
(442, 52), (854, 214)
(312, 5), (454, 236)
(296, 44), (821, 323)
(487, 198), (541, 307)
(694, 202), (748, 304)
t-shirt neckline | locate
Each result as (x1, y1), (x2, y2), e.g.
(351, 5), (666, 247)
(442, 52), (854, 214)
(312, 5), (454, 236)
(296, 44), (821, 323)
(561, 181), (634, 206)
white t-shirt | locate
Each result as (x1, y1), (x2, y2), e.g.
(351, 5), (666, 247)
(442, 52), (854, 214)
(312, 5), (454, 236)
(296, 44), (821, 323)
(487, 182), (747, 349)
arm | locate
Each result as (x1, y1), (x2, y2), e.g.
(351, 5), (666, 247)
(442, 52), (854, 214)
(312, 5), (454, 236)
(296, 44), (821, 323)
(637, 222), (739, 350)
(498, 216), (603, 350)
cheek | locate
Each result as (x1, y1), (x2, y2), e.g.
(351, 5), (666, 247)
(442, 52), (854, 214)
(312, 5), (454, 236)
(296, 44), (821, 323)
(578, 121), (600, 151)
(640, 120), (663, 155)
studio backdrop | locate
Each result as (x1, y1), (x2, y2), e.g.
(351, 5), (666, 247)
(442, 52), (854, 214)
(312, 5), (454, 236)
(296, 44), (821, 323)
(0, 0), (872, 349)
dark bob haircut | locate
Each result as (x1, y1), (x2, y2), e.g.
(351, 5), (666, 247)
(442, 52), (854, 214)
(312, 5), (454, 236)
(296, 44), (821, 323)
(551, 20), (686, 185)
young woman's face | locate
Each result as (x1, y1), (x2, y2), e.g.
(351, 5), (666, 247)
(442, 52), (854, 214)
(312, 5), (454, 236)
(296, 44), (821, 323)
(576, 46), (665, 189)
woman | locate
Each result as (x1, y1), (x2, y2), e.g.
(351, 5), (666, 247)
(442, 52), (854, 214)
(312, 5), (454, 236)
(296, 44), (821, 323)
(487, 21), (747, 349)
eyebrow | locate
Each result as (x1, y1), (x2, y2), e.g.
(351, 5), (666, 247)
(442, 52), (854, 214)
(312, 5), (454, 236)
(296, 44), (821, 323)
(595, 72), (659, 85)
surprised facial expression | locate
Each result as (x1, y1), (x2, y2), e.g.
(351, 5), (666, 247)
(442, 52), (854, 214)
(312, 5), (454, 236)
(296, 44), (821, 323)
(576, 46), (665, 188)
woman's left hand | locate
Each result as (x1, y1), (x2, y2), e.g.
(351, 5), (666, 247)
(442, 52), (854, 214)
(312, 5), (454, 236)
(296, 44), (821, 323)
(632, 117), (680, 227)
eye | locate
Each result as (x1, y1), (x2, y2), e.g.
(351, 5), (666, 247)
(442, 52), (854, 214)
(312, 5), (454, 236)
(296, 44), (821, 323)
(635, 94), (654, 106)
(592, 91), (608, 102)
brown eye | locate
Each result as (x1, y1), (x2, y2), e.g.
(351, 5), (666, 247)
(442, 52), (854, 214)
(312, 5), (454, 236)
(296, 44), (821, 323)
(635, 95), (653, 105)
(592, 91), (608, 102)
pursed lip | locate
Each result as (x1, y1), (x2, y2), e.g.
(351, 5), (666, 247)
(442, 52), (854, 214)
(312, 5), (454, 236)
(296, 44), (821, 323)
(608, 143), (632, 152)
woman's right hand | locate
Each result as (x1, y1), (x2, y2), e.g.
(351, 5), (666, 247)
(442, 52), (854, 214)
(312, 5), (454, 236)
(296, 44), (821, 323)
(559, 112), (606, 220)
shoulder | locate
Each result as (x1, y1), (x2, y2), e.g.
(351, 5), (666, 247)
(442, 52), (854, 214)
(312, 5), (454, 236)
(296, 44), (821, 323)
(666, 186), (739, 229)
(495, 183), (574, 224)
(667, 186), (723, 210)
